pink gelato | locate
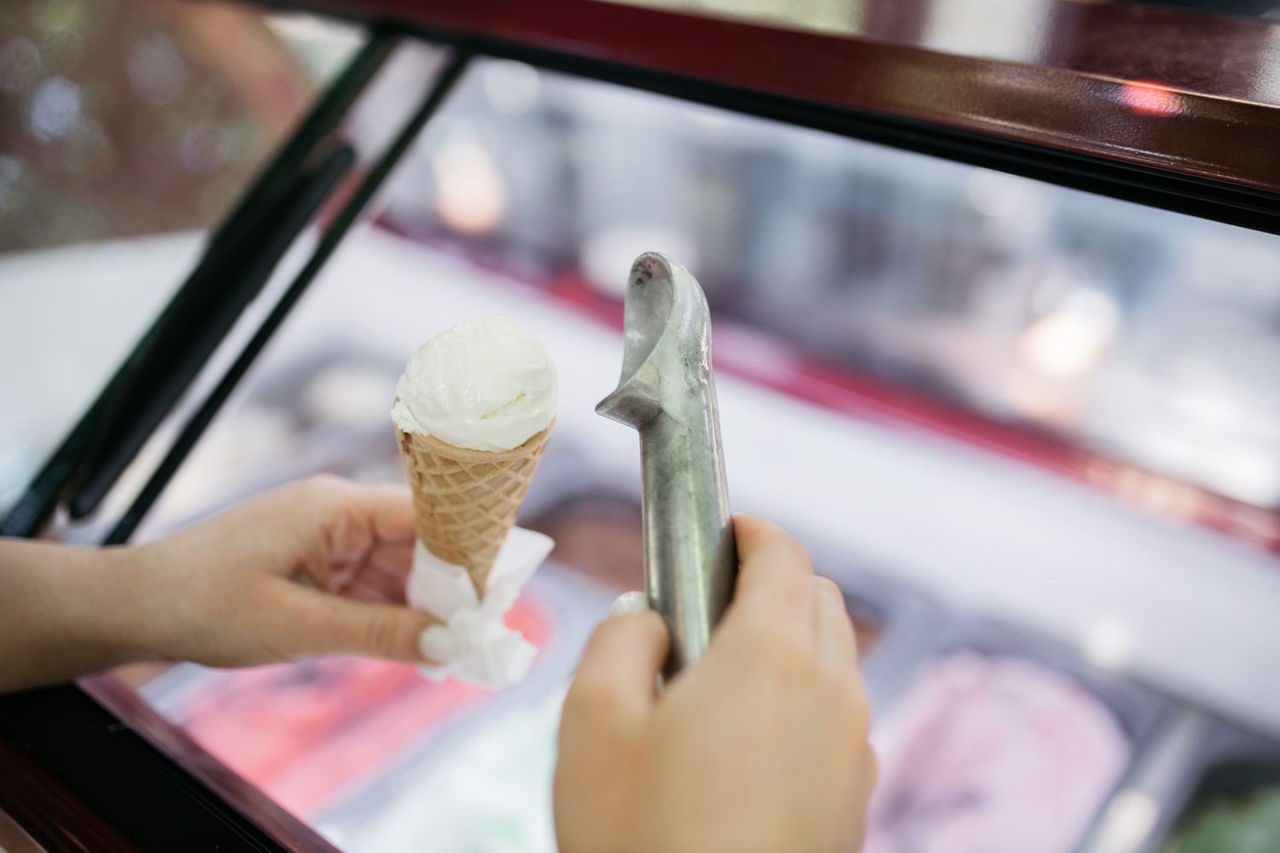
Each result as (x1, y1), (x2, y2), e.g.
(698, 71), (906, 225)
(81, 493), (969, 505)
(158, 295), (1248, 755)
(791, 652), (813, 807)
(865, 651), (1129, 853)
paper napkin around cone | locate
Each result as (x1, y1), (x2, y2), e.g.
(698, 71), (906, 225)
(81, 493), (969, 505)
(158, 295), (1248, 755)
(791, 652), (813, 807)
(407, 527), (553, 688)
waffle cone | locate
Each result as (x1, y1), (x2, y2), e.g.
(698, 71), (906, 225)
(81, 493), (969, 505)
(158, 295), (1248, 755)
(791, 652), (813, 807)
(396, 423), (552, 596)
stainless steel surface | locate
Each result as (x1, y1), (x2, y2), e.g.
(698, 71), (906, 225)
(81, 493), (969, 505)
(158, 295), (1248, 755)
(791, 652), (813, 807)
(597, 252), (737, 673)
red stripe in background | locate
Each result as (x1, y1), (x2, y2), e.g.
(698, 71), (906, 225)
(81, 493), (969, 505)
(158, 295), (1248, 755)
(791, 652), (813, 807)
(541, 272), (1280, 554)
(177, 597), (551, 819)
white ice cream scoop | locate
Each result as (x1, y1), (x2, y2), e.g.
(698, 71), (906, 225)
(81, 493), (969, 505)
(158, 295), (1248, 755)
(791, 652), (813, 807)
(392, 319), (557, 452)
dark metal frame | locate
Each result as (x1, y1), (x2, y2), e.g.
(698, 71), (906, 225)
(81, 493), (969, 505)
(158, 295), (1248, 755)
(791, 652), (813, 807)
(0, 34), (470, 851)
(286, 0), (1280, 232)
(4, 0), (1280, 848)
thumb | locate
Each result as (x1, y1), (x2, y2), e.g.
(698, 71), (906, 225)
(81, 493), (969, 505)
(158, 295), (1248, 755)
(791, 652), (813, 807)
(564, 604), (669, 727)
(282, 586), (436, 662)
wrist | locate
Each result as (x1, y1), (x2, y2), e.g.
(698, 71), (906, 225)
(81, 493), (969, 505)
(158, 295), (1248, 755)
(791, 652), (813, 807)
(74, 544), (172, 669)
(0, 539), (169, 692)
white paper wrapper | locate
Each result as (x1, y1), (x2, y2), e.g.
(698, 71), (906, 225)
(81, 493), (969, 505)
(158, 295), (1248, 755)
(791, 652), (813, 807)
(407, 527), (553, 689)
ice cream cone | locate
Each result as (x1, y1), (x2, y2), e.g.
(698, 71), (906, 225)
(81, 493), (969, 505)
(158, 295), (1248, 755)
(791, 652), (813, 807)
(397, 422), (553, 597)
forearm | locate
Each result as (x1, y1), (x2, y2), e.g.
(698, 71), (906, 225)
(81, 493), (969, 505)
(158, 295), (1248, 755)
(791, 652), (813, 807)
(0, 539), (160, 693)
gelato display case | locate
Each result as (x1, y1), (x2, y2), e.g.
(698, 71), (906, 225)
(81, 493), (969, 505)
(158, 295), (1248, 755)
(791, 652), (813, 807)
(4, 0), (1280, 850)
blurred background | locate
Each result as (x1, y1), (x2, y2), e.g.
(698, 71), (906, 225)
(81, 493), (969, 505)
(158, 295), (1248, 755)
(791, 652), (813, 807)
(3, 1), (1280, 851)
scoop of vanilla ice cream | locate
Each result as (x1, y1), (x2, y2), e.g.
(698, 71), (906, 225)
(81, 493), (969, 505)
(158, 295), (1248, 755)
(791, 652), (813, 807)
(392, 320), (557, 452)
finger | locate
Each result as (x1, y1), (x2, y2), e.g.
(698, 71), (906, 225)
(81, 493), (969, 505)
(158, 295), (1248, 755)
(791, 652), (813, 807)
(366, 541), (415, 577)
(340, 551), (407, 585)
(813, 577), (858, 674)
(342, 483), (417, 546)
(281, 475), (413, 543)
(346, 570), (408, 605)
(323, 485), (416, 567)
(723, 515), (815, 631)
(330, 563), (359, 591)
(609, 590), (650, 617)
(174, 478), (414, 594)
(352, 551), (412, 598)
(280, 584), (435, 662)
(248, 476), (364, 585)
(284, 479), (416, 587)
(863, 744), (880, 799)
(564, 610), (669, 729)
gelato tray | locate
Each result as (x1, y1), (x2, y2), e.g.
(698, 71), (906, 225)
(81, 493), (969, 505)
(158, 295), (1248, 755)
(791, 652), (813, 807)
(864, 622), (1166, 853)
(1161, 766), (1280, 853)
(1081, 708), (1280, 853)
(525, 491), (942, 685)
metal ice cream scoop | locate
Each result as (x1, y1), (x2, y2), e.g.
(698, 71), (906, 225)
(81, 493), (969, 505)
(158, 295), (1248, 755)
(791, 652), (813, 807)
(596, 252), (737, 674)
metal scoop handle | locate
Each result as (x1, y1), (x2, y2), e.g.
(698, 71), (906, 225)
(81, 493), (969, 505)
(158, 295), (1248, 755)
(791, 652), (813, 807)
(596, 253), (737, 674)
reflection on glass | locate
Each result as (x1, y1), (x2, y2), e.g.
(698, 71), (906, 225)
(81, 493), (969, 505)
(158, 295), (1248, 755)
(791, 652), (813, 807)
(920, 0), (1049, 62)
(605, 0), (868, 36)
(365, 62), (1280, 511)
(0, 0), (359, 516)
(135, 597), (550, 821)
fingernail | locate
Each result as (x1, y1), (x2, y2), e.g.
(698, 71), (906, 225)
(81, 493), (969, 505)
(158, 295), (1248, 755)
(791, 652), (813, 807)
(609, 590), (650, 617)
